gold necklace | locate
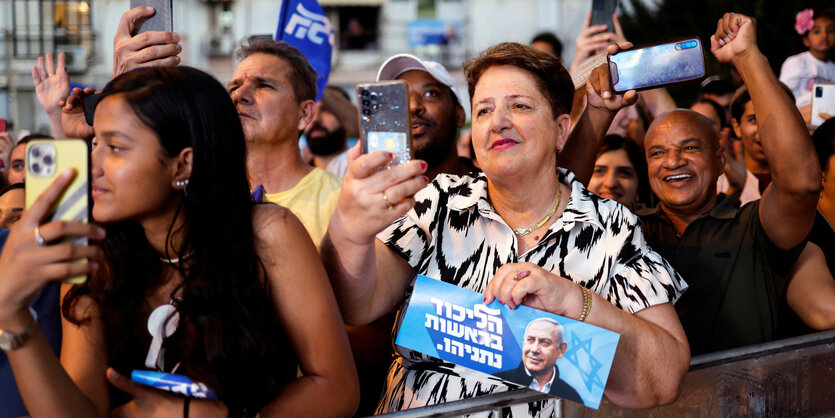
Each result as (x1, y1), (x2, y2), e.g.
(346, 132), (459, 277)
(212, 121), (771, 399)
(511, 185), (562, 236)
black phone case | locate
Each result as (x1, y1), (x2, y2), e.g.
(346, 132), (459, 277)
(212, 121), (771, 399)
(590, 0), (618, 29)
(607, 36), (706, 93)
(129, 0), (173, 35)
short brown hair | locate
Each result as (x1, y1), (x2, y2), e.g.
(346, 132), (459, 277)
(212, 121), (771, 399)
(237, 40), (317, 103)
(464, 42), (573, 118)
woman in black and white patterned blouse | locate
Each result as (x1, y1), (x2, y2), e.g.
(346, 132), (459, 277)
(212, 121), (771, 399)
(321, 42), (690, 416)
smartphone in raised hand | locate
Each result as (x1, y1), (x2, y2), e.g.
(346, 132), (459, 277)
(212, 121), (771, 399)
(356, 80), (413, 170)
(24, 139), (91, 284)
(129, 0), (173, 35)
(812, 84), (835, 127)
(590, 0), (618, 30)
(607, 37), (706, 93)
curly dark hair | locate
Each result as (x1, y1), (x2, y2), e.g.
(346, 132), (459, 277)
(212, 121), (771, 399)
(464, 42), (574, 118)
(63, 66), (297, 414)
(237, 39), (318, 102)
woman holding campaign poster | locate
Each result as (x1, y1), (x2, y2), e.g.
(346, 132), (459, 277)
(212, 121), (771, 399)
(321, 42), (690, 415)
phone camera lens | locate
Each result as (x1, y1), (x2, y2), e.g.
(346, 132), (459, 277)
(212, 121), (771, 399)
(32, 148), (40, 157)
(32, 163), (41, 174)
(370, 93), (378, 102)
(817, 87), (824, 98)
(362, 109), (372, 116)
(361, 90), (369, 97)
(43, 155), (53, 166)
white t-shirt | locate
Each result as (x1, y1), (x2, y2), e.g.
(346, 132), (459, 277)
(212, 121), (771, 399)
(779, 51), (835, 107)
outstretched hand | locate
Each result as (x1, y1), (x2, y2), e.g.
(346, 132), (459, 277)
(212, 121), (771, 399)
(113, 7), (181, 78)
(31, 53), (70, 116)
(710, 13), (758, 64)
(586, 42), (638, 113)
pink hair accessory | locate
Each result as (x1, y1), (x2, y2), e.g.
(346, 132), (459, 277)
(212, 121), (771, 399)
(795, 9), (815, 35)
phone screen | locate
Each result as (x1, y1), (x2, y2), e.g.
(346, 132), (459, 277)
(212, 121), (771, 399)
(608, 38), (705, 92)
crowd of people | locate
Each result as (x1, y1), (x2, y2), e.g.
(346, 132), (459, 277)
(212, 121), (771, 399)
(0, 5), (833, 418)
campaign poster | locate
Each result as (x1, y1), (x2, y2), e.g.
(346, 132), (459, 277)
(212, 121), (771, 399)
(395, 275), (620, 409)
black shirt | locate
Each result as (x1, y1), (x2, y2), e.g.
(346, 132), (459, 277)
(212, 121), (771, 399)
(636, 196), (805, 355)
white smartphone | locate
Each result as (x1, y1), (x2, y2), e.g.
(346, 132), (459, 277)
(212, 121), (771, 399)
(811, 83), (835, 127)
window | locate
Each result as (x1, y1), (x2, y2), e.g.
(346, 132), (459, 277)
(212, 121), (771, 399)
(12, 0), (93, 67)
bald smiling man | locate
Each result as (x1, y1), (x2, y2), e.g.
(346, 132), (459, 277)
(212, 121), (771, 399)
(571, 13), (821, 355)
(632, 14), (820, 355)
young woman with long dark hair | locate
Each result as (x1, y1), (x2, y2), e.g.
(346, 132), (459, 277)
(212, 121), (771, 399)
(0, 66), (358, 417)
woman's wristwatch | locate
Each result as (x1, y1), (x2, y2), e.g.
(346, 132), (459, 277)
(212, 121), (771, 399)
(0, 307), (39, 351)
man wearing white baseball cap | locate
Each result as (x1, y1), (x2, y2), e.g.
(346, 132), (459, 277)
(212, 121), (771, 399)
(377, 54), (476, 179)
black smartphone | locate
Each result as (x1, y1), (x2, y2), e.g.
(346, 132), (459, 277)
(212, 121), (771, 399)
(129, 0), (173, 35)
(356, 81), (413, 170)
(83, 92), (103, 127)
(590, 0), (618, 29)
(607, 37), (706, 93)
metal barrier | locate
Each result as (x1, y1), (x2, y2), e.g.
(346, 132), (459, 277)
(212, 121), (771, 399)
(379, 330), (835, 417)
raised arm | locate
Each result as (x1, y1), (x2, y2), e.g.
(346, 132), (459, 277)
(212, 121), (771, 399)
(786, 242), (835, 330)
(0, 170), (108, 417)
(320, 145), (427, 325)
(711, 13), (821, 248)
(31, 53), (70, 139)
(560, 43), (637, 185)
(254, 205), (358, 417)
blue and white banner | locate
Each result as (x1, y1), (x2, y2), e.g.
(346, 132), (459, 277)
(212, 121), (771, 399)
(396, 275), (620, 409)
(276, 0), (333, 101)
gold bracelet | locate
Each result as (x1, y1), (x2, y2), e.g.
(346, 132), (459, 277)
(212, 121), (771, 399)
(576, 284), (592, 322)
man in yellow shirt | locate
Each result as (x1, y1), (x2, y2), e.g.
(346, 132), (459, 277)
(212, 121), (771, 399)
(228, 40), (341, 247)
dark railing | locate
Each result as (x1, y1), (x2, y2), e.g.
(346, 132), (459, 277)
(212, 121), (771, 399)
(380, 330), (835, 417)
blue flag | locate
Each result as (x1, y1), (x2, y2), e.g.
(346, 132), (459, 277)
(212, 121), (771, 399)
(276, 0), (333, 102)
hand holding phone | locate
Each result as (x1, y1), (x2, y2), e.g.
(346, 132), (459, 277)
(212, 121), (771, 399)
(129, 0), (174, 35)
(812, 84), (835, 127)
(356, 81), (413, 170)
(586, 43), (638, 112)
(113, 6), (181, 78)
(25, 139), (92, 284)
(590, 0), (618, 31)
(0, 166), (102, 324)
(607, 37), (706, 93)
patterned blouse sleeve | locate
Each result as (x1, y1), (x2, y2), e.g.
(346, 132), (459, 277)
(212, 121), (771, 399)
(376, 180), (441, 270)
(603, 205), (688, 314)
